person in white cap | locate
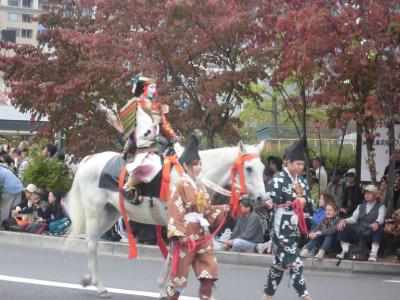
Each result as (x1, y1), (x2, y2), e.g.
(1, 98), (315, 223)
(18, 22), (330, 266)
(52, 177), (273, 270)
(25, 183), (37, 197)
(11, 183), (38, 217)
(337, 184), (385, 262)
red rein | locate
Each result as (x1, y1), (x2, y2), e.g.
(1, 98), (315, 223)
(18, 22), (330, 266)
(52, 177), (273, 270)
(170, 213), (228, 277)
(230, 153), (259, 217)
(275, 198), (309, 236)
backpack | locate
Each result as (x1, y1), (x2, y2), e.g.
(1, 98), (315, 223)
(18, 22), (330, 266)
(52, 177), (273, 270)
(48, 217), (71, 235)
(102, 223), (122, 242)
(345, 240), (369, 261)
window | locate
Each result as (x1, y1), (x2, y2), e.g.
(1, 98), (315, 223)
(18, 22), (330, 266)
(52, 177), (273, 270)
(38, 0), (47, 9)
(7, 28), (20, 38)
(22, 14), (31, 23)
(8, 0), (19, 6)
(22, 0), (31, 8)
(21, 29), (32, 38)
(8, 12), (19, 22)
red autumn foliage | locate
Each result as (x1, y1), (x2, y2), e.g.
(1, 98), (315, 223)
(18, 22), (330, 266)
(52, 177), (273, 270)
(1, 0), (269, 154)
(259, 0), (399, 128)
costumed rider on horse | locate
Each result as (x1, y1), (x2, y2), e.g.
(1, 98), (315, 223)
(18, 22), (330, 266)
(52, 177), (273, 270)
(120, 76), (178, 202)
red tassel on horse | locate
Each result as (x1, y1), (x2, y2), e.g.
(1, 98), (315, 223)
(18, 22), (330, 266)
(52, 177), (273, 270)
(156, 225), (168, 259)
(118, 166), (138, 259)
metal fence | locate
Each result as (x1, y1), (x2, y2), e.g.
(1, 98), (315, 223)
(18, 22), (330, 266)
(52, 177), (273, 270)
(264, 138), (356, 152)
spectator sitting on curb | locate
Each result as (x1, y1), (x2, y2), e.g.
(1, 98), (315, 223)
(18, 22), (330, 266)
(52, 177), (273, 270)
(310, 193), (334, 230)
(25, 190), (49, 234)
(1, 183), (37, 230)
(12, 183), (37, 217)
(336, 184), (385, 262)
(41, 190), (66, 227)
(382, 209), (400, 258)
(223, 197), (264, 253)
(301, 201), (339, 260)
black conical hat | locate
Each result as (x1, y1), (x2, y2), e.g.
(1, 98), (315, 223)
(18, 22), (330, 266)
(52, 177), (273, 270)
(286, 138), (306, 161)
(179, 136), (201, 164)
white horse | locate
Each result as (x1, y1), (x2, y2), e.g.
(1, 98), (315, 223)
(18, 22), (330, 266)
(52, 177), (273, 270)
(65, 109), (267, 299)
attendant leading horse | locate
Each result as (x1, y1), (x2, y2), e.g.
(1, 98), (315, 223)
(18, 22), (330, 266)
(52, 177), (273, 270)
(65, 110), (267, 298)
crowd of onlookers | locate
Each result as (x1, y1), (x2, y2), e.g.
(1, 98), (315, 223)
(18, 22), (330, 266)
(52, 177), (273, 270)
(218, 151), (400, 263)
(1, 140), (400, 263)
(0, 142), (70, 235)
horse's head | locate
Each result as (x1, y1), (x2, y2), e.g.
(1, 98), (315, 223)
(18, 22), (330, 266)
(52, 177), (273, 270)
(135, 106), (159, 148)
(238, 140), (267, 205)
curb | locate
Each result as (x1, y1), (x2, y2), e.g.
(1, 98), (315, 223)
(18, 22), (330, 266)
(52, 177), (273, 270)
(0, 231), (399, 276)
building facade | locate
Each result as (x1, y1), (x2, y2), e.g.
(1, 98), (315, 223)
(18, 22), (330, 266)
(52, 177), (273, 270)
(0, 0), (43, 45)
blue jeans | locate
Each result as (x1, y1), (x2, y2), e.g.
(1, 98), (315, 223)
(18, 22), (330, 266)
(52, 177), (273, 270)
(305, 235), (333, 253)
(232, 238), (257, 252)
(337, 225), (384, 245)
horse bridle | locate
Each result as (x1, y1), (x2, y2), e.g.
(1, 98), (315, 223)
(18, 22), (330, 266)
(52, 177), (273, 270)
(230, 152), (260, 216)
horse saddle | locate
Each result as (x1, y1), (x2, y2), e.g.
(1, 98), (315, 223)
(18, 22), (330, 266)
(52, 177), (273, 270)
(98, 154), (161, 198)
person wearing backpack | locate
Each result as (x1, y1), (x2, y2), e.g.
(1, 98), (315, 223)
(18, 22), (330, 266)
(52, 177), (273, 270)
(336, 185), (385, 262)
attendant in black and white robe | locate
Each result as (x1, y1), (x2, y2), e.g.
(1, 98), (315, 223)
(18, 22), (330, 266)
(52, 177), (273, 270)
(262, 139), (313, 300)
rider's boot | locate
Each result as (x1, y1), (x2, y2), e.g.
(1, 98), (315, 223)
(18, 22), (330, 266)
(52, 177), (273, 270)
(121, 177), (141, 204)
(123, 176), (140, 191)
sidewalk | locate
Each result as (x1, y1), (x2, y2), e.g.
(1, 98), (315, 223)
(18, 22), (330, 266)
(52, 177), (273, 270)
(0, 231), (399, 276)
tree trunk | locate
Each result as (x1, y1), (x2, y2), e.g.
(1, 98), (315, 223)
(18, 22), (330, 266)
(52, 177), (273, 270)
(364, 126), (377, 186)
(57, 129), (65, 156)
(355, 125), (363, 206)
(271, 95), (278, 138)
(329, 123), (348, 185)
(317, 124), (323, 197)
(385, 122), (395, 214)
(300, 84), (310, 178)
(206, 131), (215, 149)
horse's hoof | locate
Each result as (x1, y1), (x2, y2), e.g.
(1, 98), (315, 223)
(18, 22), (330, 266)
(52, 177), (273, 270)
(81, 275), (92, 287)
(97, 290), (112, 298)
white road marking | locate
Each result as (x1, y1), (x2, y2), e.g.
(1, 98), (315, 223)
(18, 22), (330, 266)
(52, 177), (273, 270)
(383, 279), (400, 284)
(0, 274), (197, 299)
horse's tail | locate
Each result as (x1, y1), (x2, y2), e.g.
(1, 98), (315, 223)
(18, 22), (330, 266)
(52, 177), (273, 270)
(157, 253), (172, 298)
(64, 175), (85, 250)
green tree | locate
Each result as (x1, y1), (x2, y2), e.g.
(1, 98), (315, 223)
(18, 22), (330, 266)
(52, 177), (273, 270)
(22, 145), (72, 193)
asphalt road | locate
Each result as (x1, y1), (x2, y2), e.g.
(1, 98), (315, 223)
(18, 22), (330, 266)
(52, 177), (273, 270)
(0, 242), (398, 300)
